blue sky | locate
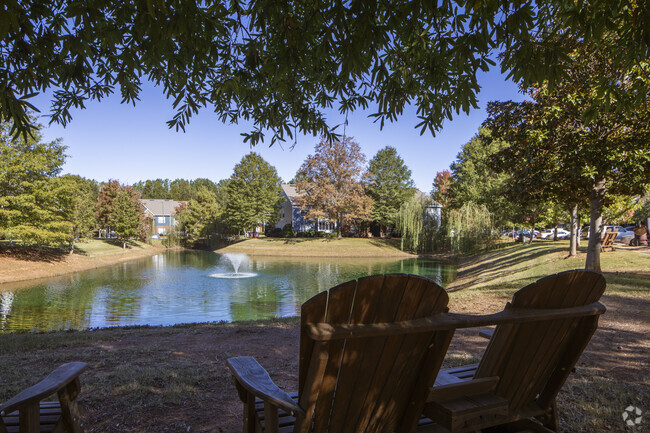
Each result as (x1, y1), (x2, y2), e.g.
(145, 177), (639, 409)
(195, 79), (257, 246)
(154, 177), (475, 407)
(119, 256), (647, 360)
(33, 68), (524, 193)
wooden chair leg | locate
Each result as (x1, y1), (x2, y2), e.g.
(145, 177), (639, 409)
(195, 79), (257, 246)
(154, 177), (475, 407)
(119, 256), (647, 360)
(243, 392), (256, 433)
(18, 403), (40, 433)
(541, 402), (559, 432)
(264, 404), (279, 433)
(58, 378), (84, 433)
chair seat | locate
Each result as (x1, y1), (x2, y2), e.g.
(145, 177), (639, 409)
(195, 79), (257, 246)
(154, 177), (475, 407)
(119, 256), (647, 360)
(253, 392), (443, 433)
(1, 401), (63, 433)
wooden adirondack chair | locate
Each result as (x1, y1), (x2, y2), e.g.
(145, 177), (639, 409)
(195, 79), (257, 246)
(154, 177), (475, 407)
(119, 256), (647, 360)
(424, 269), (607, 433)
(0, 362), (88, 433)
(227, 274), (456, 433)
(601, 229), (618, 252)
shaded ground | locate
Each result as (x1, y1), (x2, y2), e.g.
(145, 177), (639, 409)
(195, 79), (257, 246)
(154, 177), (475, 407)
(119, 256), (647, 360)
(0, 292), (646, 433)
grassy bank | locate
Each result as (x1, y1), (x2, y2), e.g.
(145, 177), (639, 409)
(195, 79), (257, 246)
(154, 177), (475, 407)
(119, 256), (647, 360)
(0, 239), (164, 284)
(215, 237), (415, 257)
(448, 240), (650, 297)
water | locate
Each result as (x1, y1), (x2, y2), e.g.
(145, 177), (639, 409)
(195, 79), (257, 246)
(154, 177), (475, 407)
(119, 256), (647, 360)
(0, 251), (456, 332)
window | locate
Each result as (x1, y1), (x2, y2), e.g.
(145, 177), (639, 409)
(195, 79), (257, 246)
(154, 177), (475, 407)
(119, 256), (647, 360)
(318, 220), (335, 231)
(157, 216), (166, 224)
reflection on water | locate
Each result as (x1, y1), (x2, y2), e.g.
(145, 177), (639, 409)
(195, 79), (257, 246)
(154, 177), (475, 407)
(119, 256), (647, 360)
(0, 251), (456, 332)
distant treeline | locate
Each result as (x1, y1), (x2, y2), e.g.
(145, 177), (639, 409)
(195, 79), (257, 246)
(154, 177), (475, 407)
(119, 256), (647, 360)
(132, 178), (227, 202)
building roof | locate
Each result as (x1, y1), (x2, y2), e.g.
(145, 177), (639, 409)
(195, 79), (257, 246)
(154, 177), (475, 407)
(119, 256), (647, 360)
(414, 190), (443, 208)
(281, 184), (301, 206)
(140, 199), (185, 216)
(282, 184), (442, 208)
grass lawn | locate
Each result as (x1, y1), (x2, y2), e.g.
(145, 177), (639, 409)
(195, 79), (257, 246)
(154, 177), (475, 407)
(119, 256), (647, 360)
(215, 237), (415, 257)
(448, 240), (650, 297)
(0, 240), (647, 432)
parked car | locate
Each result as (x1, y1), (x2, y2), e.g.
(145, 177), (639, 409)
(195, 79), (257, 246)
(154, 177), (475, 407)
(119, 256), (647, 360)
(540, 228), (571, 240)
(539, 230), (555, 239)
(581, 225), (631, 241)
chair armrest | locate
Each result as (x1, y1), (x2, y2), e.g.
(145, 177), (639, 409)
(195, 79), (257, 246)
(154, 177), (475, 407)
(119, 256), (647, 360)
(227, 357), (304, 417)
(0, 362), (88, 416)
(479, 328), (494, 339)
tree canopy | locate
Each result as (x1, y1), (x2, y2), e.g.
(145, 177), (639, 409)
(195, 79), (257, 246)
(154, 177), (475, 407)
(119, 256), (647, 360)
(485, 36), (650, 271)
(0, 119), (69, 245)
(296, 136), (373, 237)
(224, 152), (283, 233)
(2, 1), (648, 144)
(365, 146), (414, 234)
(448, 129), (513, 227)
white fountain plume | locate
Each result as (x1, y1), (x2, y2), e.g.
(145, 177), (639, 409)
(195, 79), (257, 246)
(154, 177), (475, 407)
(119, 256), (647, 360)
(209, 253), (257, 279)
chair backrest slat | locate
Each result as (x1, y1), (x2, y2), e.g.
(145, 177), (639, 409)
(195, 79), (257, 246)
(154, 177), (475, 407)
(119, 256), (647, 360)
(299, 274), (452, 433)
(475, 270), (606, 412)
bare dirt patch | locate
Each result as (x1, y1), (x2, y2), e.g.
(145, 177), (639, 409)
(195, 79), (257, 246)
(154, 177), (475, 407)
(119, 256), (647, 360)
(1, 290), (646, 433)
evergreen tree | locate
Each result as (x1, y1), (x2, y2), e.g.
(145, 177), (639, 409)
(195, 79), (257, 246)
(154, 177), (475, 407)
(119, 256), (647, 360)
(170, 179), (194, 201)
(0, 119), (68, 245)
(449, 130), (513, 227)
(365, 146), (415, 236)
(224, 153), (283, 234)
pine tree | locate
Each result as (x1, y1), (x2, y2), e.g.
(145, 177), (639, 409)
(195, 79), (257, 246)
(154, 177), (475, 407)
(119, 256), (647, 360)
(365, 146), (415, 237)
(224, 153), (283, 234)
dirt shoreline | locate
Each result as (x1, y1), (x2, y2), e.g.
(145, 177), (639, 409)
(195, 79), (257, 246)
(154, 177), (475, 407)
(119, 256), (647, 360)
(0, 244), (166, 285)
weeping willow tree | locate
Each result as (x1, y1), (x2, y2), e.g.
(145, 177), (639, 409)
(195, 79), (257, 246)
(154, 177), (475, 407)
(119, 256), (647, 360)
(395, 195), (424, 252)
(448, 202), (496, 254)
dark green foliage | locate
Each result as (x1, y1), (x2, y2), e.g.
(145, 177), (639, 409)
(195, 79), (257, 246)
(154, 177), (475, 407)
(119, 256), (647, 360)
(133, 178), (223, 202)
(176, 187), (221, 244)
(0, 119), (69, 245)
(449, 129), (513, 227)
(169, 179), (194, 201)
(95, 181), (147, 246)
(224, 153), (283, 233)
(282, 224), (294, 238)
(133, 179), (171, 199)
(50, 175), (98, 252)
(109, 189), (143, 248)
(365, 146), (415, 235)
(3, 2), (647, 145)
(485, 36), (650, 270)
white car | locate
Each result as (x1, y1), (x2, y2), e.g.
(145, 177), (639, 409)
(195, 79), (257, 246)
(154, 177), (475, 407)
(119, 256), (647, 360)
(540, 228), (570, 240)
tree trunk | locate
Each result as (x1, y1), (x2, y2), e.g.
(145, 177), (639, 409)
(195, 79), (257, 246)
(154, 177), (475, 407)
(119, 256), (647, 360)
(569, 203), (578, 257)
(69, 241), (75, 255)
(337, 214), (342, 239)
(585, 178), (607, 271)
(529, 219), (535, 244)
(122, 240), (127, 249)
(553, 226), (558, 241)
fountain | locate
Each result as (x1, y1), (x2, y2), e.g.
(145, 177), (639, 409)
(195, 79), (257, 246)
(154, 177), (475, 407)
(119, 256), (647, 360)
(209, 253), (257, 279)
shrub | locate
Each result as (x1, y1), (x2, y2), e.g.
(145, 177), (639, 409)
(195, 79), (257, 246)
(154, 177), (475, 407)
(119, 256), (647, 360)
(282, 224), (294, 238)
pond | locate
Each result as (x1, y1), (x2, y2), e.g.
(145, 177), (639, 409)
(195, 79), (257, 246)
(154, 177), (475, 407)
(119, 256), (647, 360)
(0, 250), (456, 332)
